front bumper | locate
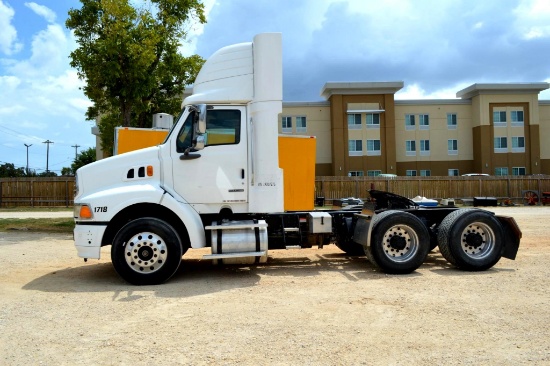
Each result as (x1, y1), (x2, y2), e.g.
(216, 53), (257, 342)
(74, 224), (107, 259)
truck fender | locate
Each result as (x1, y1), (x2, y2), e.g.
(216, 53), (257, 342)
(159, 192), (206, 249)
(496, 215), (522, 260)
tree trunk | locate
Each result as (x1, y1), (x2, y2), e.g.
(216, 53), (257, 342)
(121, 100), (132, 127)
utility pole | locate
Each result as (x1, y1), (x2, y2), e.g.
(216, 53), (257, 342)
(43, 140), (54, 173)
(71, 144), (81, 160)
(24, 143), (32, 175)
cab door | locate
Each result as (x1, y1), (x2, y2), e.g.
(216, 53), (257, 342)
(171, 106), (248, 210)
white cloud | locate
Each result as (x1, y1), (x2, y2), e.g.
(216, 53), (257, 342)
(24, 2), (56, 23)
(8, 24), (71, 77)
(514, 0), (550, 39)
(179, 0), (218, 56)
(0, 4), (94, 172)
(396, 82), (472, 100)
(0, 0), (22, 55)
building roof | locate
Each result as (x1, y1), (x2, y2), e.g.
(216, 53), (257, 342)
(320, 81), (404, 100)
(456, 83), (550, 99)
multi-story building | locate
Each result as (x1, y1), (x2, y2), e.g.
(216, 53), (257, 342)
(279, 82), (550, 177)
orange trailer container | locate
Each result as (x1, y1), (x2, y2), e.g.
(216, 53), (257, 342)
(278, 135), (316, 211)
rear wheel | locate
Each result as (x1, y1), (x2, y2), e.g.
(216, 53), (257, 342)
(366, 210), (430, 274)
(111, 218), (183, 285)
(438, 209), (504, 271)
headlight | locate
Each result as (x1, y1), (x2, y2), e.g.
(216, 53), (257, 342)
(74, 204), (93, 220)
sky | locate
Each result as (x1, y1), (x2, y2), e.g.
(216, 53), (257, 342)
(1, 0), (550, 174)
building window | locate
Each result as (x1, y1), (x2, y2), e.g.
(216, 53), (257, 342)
(405, 114), (415, 130)
(348, 114), (361, 129)
(448, 139), (458, 155)
(367, 170), (381, 177)
(447, 113), (457, 129)
(366, 113), (380, 128)
(419, 114), (429, 130)
(348, 139), (363, 156)
(493, 111), (507, 126)
(512, 136), (525, 152)
(406, 170), (417, 176)
(494, 137), (508, 153)
(495, 167), (509, 176)
(296, 116), (307, 133)
(366, 139), (381, 156)
(511, 111), (524, 126)
(348, 171), (364, 177)
(420, 170), (431, 176)
(420, 139), (430, 156)
(448, 169), (459, 176)
(512, 167), (526, 176)
(282, 116), (292, 133)
(405, 140), (416, 156)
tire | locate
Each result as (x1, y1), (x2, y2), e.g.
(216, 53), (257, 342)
(111, 218), (183, 285)
(437, 209), (504, 271)
(366, 210), (430, 274)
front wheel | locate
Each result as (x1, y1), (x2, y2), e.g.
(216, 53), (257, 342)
(437, 209), (504, 271)
(111, 218), (183, 285)
(366, 210), (430, 274)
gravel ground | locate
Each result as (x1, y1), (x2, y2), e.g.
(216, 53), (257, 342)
(0, 206), (549, 365)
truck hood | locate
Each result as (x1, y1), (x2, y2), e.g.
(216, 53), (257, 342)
(76, 146), (161, 200)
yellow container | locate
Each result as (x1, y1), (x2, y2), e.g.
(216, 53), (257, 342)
(278, 135), (316, 211)
(114, 127), (169, 155)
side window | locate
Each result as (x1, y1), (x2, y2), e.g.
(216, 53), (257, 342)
(176, 109), (241, 153)
(205, 109), (241, 146)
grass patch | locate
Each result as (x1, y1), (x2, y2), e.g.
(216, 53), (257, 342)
(0, 207), (73, 213)
(0, 218), (74, 233)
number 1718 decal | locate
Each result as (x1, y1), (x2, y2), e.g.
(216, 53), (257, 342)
(94, 206), (107, 213)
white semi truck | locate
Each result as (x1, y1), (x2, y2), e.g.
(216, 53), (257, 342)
(73, 33), (521, 285)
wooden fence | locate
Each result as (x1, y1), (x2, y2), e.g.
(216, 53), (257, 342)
(0, 177), (75, 207)
(315, 176), (550, 205)
(1, 176), (549, 207)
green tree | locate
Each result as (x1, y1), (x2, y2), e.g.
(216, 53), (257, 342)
(66, 0), (206, 156)
(62, 147), (97, 175)
(71, 147), (97, 173)
(0, 163), (25, 178)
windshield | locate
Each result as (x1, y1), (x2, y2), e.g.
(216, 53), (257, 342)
(176, 111), (194, 152)
(162, 107), (188, 144)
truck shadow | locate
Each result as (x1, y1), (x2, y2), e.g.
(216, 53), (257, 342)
(22, 251), (513, 299)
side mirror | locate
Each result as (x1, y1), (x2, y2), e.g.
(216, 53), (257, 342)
(196, 104), (207, 134)
(194, 134), (205, 150)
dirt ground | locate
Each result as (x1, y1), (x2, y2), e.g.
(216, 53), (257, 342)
(0, 206), (549, 365)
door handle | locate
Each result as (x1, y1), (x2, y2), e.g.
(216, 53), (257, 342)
(180, 153), (201, 160)
(241, 169), (245, 179)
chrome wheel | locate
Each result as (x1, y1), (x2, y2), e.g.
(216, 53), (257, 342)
(381, 224), (419, 262)
(460, 222), (495, 259)
(124, 231), (168, 274)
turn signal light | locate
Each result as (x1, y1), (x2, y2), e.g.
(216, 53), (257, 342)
(79, 205), (93, 219)
(147, 165), (153, 177)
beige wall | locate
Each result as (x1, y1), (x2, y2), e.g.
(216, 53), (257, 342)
(539, 103), (550, 160)
(394, 103), (473, 165)
(279, 104), (331, 165)
(281, 85), (549, 176)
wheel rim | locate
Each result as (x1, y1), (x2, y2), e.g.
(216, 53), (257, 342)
(381, 224), (419, 262)
(460, 222), (495, 259)
(124, 231), (168, 274)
